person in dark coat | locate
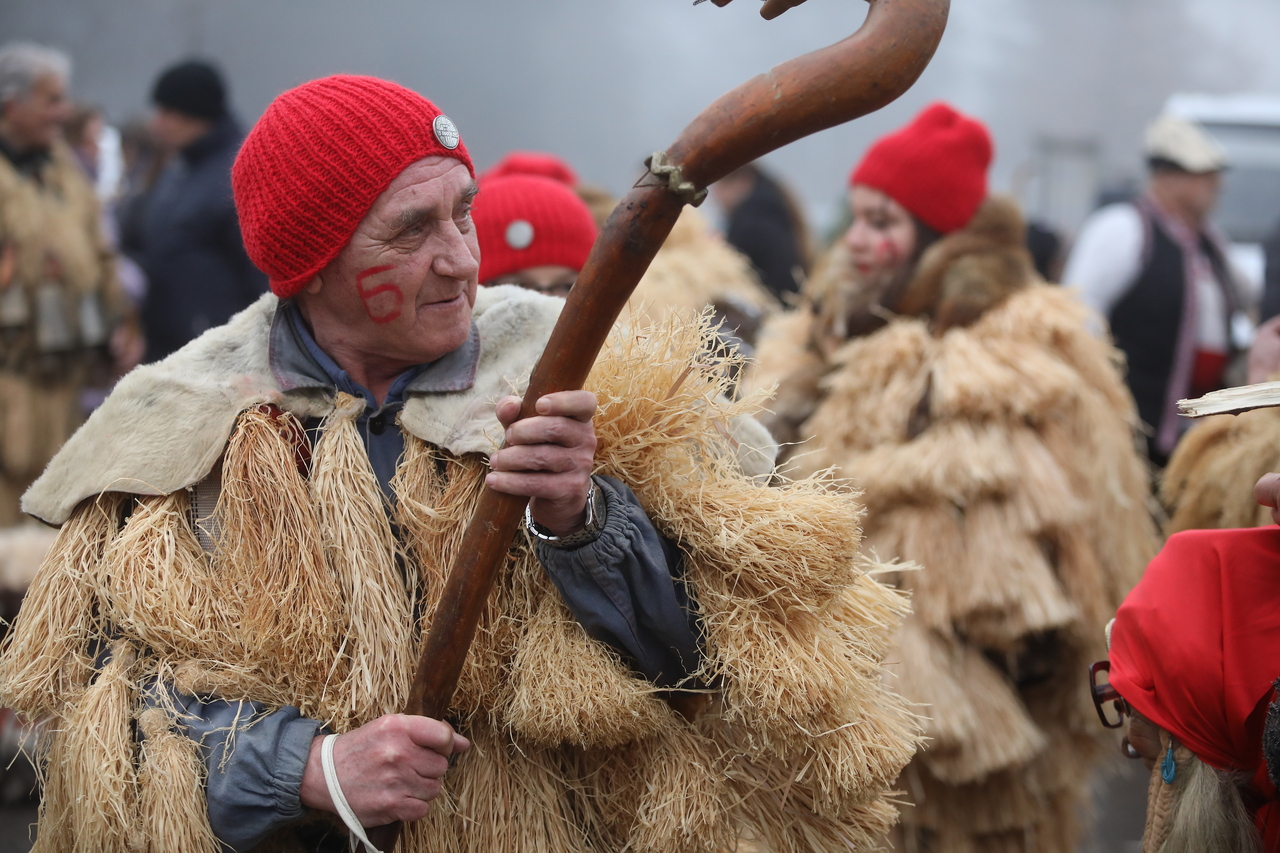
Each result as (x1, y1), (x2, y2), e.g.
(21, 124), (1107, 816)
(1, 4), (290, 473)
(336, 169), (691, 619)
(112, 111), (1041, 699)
(141, 60), (265, 362)
(713, 163), (810, 301)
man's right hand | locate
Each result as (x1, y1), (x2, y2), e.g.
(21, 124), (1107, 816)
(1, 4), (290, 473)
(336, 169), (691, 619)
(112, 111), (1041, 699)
(299, 714), (470, 827)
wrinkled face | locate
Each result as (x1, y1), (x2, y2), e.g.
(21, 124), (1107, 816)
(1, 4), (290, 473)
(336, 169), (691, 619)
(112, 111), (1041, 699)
(299, 156), (480, 368)
(2, 73), (71, 151)
(485, 264), (577, 299)
(843, 185), (918, 295)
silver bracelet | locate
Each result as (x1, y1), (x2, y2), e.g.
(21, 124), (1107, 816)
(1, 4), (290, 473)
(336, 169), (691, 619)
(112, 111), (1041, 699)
(524, 479), (605, 548)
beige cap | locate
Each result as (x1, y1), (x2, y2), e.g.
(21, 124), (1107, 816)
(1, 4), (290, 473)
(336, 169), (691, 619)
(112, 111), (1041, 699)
(1144, 114), (1228, 173)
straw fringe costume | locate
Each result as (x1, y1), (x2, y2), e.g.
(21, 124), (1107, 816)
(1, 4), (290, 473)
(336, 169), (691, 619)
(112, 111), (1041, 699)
(1161, 403), (1280, 534)
(748, 197), (1158, 853)
(1, 285), (920, 852)
(0, 140), (123, 525)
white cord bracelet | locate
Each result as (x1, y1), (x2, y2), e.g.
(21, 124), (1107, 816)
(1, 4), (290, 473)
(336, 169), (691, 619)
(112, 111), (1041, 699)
(321, 733), (384, 853)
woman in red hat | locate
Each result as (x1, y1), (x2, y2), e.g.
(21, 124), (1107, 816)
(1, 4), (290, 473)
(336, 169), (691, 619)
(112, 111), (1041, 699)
(746, 102), (1160, 851)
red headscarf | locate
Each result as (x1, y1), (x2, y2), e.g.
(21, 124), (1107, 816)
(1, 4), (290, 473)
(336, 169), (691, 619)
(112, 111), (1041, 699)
(1110, 526), (1280, 848)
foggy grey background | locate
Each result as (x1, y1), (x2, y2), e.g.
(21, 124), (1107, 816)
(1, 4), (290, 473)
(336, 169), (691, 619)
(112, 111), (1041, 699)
(4, 0), (1280, 236)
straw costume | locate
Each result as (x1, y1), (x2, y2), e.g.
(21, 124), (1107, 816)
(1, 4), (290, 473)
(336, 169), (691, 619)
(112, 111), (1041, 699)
(0, 75), (920, 853)
(0, 135), (124, 525)
(1161, 404), (1280, 533)
(747, 103), (1158, 853)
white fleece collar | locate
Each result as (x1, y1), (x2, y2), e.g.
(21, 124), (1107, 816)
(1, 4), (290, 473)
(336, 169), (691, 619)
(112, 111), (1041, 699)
(23, 285), (563, 525)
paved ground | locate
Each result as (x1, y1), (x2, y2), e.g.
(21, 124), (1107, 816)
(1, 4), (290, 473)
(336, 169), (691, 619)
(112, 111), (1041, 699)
(1079, 756), (1149, 853)
(0, 759), (1151, 853)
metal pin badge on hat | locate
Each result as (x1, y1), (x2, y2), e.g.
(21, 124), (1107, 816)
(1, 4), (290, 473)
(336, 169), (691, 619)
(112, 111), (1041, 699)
(505, 220), (535, 250)
(433, 115), (460, 150)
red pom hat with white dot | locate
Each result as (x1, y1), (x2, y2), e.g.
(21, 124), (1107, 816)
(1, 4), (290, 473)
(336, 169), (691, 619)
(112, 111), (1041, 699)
(472, 174), (598, 284)
(232, 74), (474, 298)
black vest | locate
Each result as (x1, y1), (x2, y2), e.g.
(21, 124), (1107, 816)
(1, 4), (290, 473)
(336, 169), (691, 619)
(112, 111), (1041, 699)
(1108, 205), (1238, 461)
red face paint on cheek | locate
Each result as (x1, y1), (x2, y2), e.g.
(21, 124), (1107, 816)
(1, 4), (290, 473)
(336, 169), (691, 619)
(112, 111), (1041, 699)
(355, 265), (405, 324)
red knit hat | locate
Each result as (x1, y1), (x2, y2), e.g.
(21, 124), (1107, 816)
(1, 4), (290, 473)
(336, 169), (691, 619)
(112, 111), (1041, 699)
(482, 151), (578, 186)
(473, 175), (598, 283)
(850, 102), (992, 234)
(233, 75), (474, 298)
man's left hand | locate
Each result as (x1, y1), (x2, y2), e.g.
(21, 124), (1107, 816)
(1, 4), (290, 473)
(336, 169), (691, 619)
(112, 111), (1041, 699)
(489, 391), (598, 536)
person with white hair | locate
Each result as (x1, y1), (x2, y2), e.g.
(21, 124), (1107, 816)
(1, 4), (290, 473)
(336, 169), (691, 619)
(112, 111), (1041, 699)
(0, 42), (135, 523)
(1063, 114), (1250, 467)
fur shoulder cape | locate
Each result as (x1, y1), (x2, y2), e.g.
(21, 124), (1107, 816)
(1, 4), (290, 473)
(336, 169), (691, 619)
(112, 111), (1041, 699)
(746, 197), (1159, 852)
(2, 299), (918, 852)
(24, 285), (561, 525)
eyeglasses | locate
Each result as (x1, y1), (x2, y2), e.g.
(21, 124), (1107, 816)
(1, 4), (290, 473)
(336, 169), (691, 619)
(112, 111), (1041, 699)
(1089, 660), (1129, 729)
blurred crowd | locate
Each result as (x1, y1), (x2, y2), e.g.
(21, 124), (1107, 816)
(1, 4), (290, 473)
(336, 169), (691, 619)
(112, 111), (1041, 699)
(2, 26), (1280, 853)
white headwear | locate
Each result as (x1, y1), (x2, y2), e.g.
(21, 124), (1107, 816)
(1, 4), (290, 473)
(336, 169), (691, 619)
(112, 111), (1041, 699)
(1145, 114), (1228, 174)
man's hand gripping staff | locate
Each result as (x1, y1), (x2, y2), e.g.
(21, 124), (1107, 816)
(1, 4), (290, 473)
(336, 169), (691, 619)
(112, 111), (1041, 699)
(368, 0), (950, 849)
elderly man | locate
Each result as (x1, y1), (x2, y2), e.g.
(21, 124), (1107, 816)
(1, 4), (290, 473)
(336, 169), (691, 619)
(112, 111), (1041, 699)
(1, 74), (915, 852)
(0, 42), (130, 524)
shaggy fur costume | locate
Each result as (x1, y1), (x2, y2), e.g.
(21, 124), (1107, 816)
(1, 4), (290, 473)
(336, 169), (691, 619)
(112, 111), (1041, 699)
(1161, 405), (1280, 534)
(0, 141), (124, 524)
(746, 197), (1158, 853)
(2, 285), (919, 852)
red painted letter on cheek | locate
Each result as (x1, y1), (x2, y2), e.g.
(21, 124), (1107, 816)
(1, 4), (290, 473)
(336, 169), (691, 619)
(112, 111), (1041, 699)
(356, 265), (405, 324)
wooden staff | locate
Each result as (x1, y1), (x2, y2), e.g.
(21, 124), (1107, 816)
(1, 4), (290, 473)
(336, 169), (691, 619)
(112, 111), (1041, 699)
(371, 0), (949, 848)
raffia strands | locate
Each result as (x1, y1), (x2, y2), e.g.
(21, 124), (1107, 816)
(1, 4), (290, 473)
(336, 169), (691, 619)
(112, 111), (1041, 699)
(411, 722), (593, 853)
(930, 331), (1081, 425)
(796, 321), (934, 461)
(136, 707), (219, 853)
(888, 621), (1046, 786)
(831, 421), (1019, 510)
(0, 493), (123, 720)
(310, 393), (414, 728)
(949, 501), (1077, 649)
(30, 728), (73, 853)
(101, 491), (229, 659)
(213, 405), (342, 722)
(620, 722), (734, 853)
(583, 316), (904, 728)
(61, 641), (138, 853)
(507, 592), (671, 748)
(1163, 409), (1280, 534)
(900, 744), (1083, 850)
(577, 735), (736, 852)
(724, 743), (902, 853)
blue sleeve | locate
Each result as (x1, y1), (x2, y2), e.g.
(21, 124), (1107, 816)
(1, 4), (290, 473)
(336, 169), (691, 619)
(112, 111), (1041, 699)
(160, 689), (323, 852)
(535, 475), (704, 687)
